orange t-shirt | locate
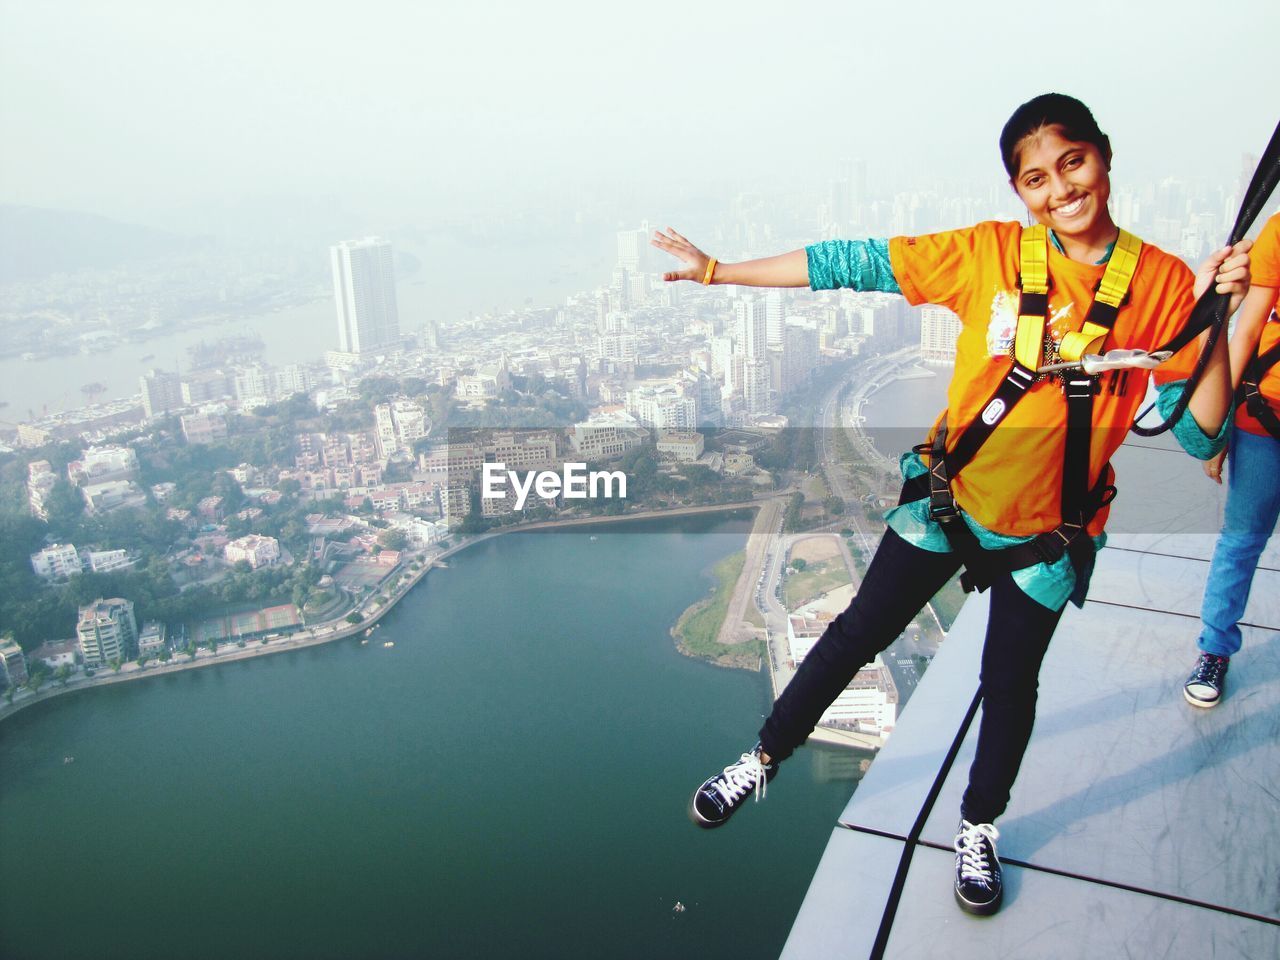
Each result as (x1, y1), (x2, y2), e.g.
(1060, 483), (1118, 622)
(1236, 212), (1280, 437)
(889, 220), (1196, 537)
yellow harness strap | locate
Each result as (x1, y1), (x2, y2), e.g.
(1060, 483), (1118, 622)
(1014, 225), (1050, 369)
(1016, 226), (1143, 369)
(1059, 229), (1143, 363)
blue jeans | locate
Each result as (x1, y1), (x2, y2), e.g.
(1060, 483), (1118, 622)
(1198, 428), (1280, 657)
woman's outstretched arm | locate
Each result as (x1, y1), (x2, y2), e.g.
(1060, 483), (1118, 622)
(650, 227), (809, 287)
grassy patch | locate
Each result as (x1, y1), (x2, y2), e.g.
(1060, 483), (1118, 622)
(673, 551), (765, 669)
(784, 556), (853, 608)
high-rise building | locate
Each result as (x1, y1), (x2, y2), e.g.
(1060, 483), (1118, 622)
(616, 221), (650, 273)
(140, 369), (183, 419)
(76, 598), (137, 669)
(742, 359), (773, 416)
(735, 296), (768, 360)
(782, 320), (820, 393)
(766, 291), (786, 347)
(273, 364), (313, 398)
(625, 384), (698, 430)
(599, 333), (639, 364)
(331, 237), (401, 355)
(234, 365), (272, 405)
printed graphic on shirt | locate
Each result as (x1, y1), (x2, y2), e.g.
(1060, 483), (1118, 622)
(986, 288), (1075, 359)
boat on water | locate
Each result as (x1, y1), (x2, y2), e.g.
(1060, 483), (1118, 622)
(383, 641), (394, 648)
(589, 535), (598, 542)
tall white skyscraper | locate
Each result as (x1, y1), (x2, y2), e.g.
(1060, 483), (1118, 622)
(765, 290), (785, 348)
(331, 237), (401, 354)
(735, 296), (767, 360)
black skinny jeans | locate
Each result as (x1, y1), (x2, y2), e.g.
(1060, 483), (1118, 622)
(759, 527), (1064, 825)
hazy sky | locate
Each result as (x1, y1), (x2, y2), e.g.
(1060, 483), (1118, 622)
(2, 0), (1277, 232)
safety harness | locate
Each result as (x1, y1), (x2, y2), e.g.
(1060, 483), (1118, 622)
(1237, 318), (1280, 440)
(899, 225), (1141, 592)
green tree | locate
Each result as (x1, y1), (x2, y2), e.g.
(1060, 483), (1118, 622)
(792, 558), (808, 571)
(54, 663), (72, 686)
(345, 612), (363, 625)
(784, 492), (805, 533)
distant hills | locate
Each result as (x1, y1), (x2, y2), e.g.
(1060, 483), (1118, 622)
(0, 205), (200, 284)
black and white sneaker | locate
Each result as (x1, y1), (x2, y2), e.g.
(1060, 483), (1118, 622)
(1184, 653), (1229, 708)
(688, 744), (777, 829)
(954, 819), (1003, 916)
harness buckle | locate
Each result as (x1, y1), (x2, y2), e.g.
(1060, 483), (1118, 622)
(929, 499), (960, 523)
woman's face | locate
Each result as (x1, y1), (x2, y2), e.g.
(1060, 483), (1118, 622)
(1011, 124), (1112, 239)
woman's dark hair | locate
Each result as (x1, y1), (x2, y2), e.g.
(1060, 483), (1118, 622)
(1000, 93), (1111, 179)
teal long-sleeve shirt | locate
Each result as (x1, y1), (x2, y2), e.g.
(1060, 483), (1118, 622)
(805, 237), (1228, 609)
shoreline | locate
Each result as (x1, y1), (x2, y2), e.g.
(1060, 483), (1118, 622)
(0, 500), (762, 725)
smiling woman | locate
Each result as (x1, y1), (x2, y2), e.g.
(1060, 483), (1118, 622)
(1000, 96), (1116, 264)
(653, 91), (1253, 919)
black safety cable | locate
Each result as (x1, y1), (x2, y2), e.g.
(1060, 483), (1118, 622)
(1131, 119), (1280, 437)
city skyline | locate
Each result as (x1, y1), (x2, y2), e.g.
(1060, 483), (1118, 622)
(1, 1), (1276, 234)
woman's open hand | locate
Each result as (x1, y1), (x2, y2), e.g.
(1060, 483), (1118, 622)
(1194, 240), (1252, 315)
(650, 227), (712, 283)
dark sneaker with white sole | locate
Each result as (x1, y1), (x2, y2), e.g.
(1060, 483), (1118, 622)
(1184, 653), (1229, 708)
(689, 744), (777, 829)
(954, 819), (1003, 916)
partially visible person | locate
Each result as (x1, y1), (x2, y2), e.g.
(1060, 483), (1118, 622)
(1185, 210), (1280, 708)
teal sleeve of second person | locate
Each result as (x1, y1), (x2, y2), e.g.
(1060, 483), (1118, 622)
(806, 238), (901, 294)
(1156, 380), (1230, 460)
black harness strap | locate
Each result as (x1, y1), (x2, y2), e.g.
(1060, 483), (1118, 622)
(1061, 375), (1097, 522)
(1132, 118), (1280, 437)
(901, 435), (1114, 593)
(1239, 335), (1280, 440)
(946, 364), (1037, 476)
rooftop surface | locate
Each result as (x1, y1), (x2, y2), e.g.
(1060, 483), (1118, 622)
(782, 437), (1280, 958)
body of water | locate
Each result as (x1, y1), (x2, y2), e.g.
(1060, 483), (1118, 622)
(0, 234), (611, 417)
(862, 364), (953, 461)
(0, 514), (862, 960)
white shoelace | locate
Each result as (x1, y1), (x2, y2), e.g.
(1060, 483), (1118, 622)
(712, 751), (769, 806)
(955, 820), (1000, 886)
